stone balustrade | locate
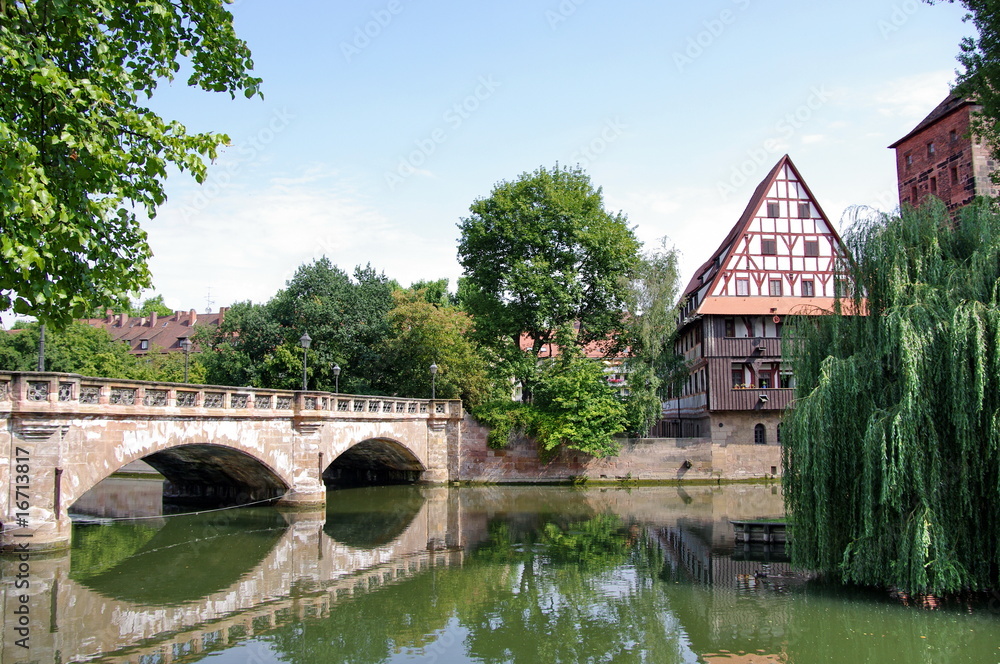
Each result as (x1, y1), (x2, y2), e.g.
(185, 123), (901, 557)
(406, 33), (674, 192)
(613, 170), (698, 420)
(0, 371), (462, 420)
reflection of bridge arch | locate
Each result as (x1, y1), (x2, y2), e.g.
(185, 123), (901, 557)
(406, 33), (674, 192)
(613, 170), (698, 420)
(324, 437), (426, 487)
(2, 487), (460, 664)
(324, 485), (426, 548)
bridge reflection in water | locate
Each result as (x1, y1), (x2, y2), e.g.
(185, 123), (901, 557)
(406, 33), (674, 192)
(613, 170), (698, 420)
(5, 485), (1000, 664)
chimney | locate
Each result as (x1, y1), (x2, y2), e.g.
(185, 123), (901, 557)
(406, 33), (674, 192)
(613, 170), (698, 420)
(118, 313), (128, 327)
(150, 312), (158, 327)
(219, 306), (228, 324)
(189, 309), (197, 326)
(105, 309), (114, 324)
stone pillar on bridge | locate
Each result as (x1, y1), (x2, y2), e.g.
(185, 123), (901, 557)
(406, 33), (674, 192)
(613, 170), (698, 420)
(274, 418), (328, 510)
(423, 407), (458, 483)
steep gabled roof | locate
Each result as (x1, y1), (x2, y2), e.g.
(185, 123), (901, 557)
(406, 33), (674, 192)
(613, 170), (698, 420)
(888, 93), (976, 149)
(678, 154), (850, 319)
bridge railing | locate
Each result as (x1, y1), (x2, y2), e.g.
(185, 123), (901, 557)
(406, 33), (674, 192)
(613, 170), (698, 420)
(0, 372), (463, 420)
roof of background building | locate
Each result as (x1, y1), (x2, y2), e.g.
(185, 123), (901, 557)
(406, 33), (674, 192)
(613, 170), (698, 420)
(888, 93), (976, 148)
(83, 308), (227, 354)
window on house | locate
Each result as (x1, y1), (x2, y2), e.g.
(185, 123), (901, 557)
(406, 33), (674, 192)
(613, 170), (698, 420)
(754, 423), (767, 445)
(732, 366), (744, 388)
(905, 152), (913, 167)
(139, 339), (149, 351)
(761, 239), (777, 255)
(930, 177), (937, 194)
(758, 374), (771, 389)
(780, 371), (794, 389)
(802, 279), (815, 297)
(736, 278), (749, 296)
(927, 142), (935, 157)
(949, 129), (957, 143)
(725, 317), (736, 337)
(951, 165), (959, 184)
(776, 423), (782, 444)
(798, 202), (811, 218)
(769, 278), (783, 297)
(911, 186), (919, 203)
(766, 201), (780, 218)
(835, 279), (848, 297)
(804, 240), (819, 257)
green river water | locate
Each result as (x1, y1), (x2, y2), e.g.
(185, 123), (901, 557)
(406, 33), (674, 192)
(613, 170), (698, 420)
(4, 483), (1000, 663)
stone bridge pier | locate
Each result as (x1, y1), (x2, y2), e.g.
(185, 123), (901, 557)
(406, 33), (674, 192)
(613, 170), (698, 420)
(0, 372), (464, 551)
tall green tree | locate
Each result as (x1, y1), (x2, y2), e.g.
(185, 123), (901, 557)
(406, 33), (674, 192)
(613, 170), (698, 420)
(620, 237), (686, 435)
(0, 0), (260, 327)
(202, 259), (394, 393)
(374, 288), (493, 407)
(457, 165), (641, 396)
(783, 199), (1000, 595)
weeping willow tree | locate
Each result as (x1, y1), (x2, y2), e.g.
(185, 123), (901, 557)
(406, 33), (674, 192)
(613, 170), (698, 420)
(782, 197), (1000, 595)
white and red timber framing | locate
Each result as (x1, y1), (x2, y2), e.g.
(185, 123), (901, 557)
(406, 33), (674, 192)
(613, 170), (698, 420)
(661, 154), (849, 448)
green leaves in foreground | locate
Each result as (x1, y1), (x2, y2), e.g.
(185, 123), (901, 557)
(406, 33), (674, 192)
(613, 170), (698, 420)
(0, 1), (261, 327)
(783, 198), (1000, 594)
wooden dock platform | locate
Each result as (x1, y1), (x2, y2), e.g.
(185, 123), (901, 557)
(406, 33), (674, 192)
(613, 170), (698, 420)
(731, 520), (789, 544)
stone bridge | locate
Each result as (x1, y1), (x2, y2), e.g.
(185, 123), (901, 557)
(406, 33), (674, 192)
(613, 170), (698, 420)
(0, 372), (464, 550)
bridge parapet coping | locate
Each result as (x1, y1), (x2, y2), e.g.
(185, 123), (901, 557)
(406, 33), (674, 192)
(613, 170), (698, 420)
(0, 372), (462, 421)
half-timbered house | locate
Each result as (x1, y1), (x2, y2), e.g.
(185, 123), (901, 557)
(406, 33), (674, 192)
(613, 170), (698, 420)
(661, 155), (846, 456)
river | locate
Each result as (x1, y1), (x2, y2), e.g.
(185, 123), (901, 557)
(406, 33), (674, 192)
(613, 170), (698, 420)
(3, 482), (998, 663)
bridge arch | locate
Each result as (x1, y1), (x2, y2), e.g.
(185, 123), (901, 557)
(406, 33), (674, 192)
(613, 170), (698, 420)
(67, 437), (297, 514)
(323, 437), (426, 487)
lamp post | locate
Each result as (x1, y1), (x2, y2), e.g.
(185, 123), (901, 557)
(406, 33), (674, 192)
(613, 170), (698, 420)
(333, 364), (341, 394)
(37, 324), (45, 371)
(429, 363), (438, 400)
(299, 332), (312, 391)
(180, 338), (192, 383)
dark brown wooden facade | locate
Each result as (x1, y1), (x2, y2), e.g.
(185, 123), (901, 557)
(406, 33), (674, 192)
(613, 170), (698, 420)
(661, 155), (845, 446)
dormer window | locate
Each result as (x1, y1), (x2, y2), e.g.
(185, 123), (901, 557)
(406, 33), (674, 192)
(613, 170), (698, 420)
(139, 339), (149, 351)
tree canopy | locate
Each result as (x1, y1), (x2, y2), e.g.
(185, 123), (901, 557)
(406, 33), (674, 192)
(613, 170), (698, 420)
(457, 164), (641, 392)
(0, 0), (260, 327)
(783, 199), (1000, 595)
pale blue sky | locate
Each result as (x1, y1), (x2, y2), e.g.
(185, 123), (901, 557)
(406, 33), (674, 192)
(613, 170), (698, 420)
(133, 0), (972, 313)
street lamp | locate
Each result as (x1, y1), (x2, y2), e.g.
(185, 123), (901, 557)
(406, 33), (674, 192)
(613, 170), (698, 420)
(180, 338), (192, 383)
(299, 332), (312, 391)
(429, 363), (438, 400)
(37, 324), (45, 371)
(333, 364), (341, 394)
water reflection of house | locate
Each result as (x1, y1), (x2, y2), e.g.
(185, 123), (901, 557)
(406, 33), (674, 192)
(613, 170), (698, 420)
(661, 155), (848, 451)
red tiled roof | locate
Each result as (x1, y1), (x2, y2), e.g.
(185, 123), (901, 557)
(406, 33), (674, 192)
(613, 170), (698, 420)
(82, 308), (227, 354)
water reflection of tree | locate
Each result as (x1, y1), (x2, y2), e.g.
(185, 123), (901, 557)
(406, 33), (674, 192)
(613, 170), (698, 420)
(263, 518), (689, 664)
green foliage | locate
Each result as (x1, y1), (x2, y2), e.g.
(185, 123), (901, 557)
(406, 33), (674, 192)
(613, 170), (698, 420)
(0, 1), (260, 328)
(473, 336), (627, 458)
(0, 320), (205, 381)
(783, 199), (1000, 594)
(201, 259), (395, 393)
(943, 0), (1000, 179)
(457, 164), (641, 391)
(373, 288), (493, 406)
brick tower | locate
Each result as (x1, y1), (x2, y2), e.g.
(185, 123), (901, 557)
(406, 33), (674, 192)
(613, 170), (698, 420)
(889, 93), (997, 212)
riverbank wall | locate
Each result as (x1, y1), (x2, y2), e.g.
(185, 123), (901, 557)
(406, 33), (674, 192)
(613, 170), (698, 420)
(457, 416), (782, 483)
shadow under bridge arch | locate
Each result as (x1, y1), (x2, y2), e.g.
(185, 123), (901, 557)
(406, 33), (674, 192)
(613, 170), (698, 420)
(143, 444), (290, 508)
(324, 438), (426, 487)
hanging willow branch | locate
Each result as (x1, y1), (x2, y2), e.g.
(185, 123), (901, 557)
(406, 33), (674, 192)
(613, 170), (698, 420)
(783, 198), (1000, 594)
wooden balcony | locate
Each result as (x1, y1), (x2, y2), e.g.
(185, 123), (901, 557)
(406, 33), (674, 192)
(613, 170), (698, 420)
(710, 387), (794, 411)
(704, 337), (782, 358)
